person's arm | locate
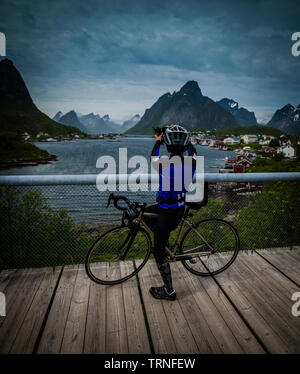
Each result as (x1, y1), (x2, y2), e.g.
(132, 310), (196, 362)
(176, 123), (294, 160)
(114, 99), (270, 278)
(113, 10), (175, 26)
(151, 133), (163, 156)
(151, 134), (163, 172)
(185, 141), (197, 176)
(185, 141), (197, 157)
(151, 140), (162, 157)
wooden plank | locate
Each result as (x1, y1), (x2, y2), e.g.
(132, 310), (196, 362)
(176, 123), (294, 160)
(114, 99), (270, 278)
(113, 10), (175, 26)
(213, 253), (300, 353)
(231, 272), (300, 353)
(198, 272), (265, 354)
(246, 252), (299, 305)
(84, 262), (107, 354)
(279, 247), (300, 258)
(257, 248), (300, 285)
(37, 265), (79, 354)
(60, 264), (91, 353)
(255, 247), (300, 260)
(208, 254), (291, 353)
(105, 262), (128, 354)
(171, 263), (222, 354)
(175, 262), (265, 354)
(120, 261), (151, 354)
(236, 254), (300, 344)
(147, 261), (199, 354)
(10, 267), (61, 354)
(137, 260), (177, 353)
(0, 268), (45, 353)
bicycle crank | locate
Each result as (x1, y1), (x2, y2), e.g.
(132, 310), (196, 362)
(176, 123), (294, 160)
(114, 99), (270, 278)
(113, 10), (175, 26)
(170, 254), (195, 262)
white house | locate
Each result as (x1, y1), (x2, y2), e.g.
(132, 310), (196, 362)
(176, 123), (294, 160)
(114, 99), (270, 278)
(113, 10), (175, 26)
(36, 132), (49, 138)
(262, 135), (275, 140)
(208, 139), (217, 146)
(240, 134), (258, 144)
(277, 145), (295, 158)
(259, 139), (271, 145)
(223, 137), (240, 145)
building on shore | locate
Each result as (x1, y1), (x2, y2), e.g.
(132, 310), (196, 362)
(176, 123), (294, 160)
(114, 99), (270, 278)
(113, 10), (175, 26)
(240, 134), (258, 144)
(277, 144), (295, 158)
(223, 136), (240, 145)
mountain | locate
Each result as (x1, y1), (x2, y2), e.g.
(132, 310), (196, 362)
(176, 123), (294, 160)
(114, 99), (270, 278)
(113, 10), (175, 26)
(78, 112), (120, 134)
(126, 81), (237, 134)
(217, 98), (257, 126)
(101, 114), (120, 133)
(0, 59), (83, 136)
(53, 111), (63, 122)
(121, 114), (140, 132)
(58, 110), (87, 132)
(267, 104), (300, 134)
(79, 112), (104, 133)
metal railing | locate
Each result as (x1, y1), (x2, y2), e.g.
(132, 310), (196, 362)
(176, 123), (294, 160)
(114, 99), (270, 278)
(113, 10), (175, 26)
(1, 172), (300, 185)
(0, 172), (299, 270)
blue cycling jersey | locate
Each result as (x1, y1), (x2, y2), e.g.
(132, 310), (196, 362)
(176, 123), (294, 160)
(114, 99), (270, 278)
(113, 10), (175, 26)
(151, 141), (197, 209)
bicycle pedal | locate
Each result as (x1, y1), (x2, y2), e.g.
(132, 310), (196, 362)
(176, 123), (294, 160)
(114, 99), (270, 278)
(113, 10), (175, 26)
(189, 258), (197, 264)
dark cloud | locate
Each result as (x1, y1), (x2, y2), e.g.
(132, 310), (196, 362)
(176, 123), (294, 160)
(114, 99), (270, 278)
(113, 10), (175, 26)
(0, 0), (299, 121)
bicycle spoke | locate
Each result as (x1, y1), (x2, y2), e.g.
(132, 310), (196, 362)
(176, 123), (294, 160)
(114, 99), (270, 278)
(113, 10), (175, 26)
(180, 219), (239, 276)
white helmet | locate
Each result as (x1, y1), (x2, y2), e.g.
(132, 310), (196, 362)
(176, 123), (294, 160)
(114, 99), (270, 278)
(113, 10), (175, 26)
(163, 124), (190, 147)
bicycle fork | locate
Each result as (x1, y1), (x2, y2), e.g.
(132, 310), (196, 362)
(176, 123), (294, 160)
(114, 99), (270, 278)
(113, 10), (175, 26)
(119, 228), (139, 261)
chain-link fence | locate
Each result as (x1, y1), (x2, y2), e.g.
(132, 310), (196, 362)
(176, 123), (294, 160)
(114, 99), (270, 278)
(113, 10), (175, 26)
(0, 174), (299, 270)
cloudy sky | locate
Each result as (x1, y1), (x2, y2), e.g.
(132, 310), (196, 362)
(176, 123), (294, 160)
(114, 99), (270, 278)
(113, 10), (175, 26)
(1, 0), (299, 123)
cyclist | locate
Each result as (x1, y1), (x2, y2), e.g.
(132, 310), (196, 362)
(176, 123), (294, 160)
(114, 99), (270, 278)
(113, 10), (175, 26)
(144, 124), (197, 301)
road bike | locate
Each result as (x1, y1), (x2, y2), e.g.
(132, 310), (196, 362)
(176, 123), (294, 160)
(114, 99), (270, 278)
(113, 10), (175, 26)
(85, 183), (240, 285)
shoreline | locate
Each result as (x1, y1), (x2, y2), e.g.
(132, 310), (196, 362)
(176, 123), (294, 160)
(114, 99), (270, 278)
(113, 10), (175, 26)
(0, 154), (58, 170)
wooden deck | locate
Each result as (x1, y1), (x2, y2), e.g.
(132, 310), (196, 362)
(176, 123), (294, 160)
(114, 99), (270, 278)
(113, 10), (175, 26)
(0, 248), (299, 354)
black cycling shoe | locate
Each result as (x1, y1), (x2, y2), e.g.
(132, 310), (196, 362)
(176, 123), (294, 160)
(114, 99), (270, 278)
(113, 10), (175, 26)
(149, 286), (176, 301)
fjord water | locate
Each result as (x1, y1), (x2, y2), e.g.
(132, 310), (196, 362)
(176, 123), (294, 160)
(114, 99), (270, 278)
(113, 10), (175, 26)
(1, 137), (235, 222)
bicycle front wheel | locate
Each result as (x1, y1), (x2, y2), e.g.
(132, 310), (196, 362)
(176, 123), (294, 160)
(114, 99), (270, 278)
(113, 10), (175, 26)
(180, 218), (240, 276)
(85, 225), (151, 285)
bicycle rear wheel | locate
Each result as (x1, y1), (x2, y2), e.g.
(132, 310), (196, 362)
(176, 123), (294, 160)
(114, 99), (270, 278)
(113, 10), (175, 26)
(85, 225), (151, 285)
(180, 218), (240, 276)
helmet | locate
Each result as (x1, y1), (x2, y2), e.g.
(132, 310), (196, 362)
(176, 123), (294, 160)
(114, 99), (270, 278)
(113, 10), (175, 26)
(163, 124), (189, 146)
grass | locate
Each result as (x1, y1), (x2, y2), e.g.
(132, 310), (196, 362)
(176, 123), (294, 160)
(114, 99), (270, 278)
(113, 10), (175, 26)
(0, 100), (84, 137)
(247, 157), (300, 172)
(0, 135), (51, 162)
(214, 125), (284, 137)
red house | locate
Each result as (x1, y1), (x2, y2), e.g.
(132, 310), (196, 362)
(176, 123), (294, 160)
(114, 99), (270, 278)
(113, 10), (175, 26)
(236, 158), (252, 169)
(233, 165), (245, 173)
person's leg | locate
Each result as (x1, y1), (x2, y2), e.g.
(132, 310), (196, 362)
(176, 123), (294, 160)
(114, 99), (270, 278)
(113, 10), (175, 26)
(142, 204), (160, 231)
(150, 206), (185, 299)
(153, 211), (174, 294)
(143, 205), (174, 294)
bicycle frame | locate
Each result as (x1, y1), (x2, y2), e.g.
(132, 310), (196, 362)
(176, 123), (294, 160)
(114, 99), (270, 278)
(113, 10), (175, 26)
(85, 182), (241, 285)
(137, 208), (214, 260)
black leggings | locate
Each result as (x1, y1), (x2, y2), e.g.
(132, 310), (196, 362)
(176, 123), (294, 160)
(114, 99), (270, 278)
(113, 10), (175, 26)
(143, 204), (185, 263)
